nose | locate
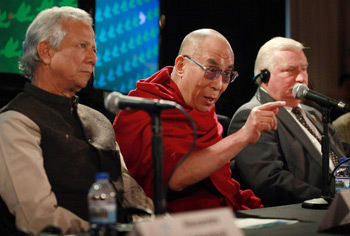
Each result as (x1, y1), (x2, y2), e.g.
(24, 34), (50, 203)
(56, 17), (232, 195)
(86, 49), (97, 65)
(295, 71), (308, 84)
(210, 74), (224, 91)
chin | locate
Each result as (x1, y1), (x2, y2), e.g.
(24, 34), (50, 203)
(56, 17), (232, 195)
(286, 101), (300, 107)
(196, 106), (212, 113)
(80, 80), (90, 89)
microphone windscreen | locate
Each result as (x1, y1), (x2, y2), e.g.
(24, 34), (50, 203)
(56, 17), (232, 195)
(104, 91), (122, 114)
(292, 83), (308, 99)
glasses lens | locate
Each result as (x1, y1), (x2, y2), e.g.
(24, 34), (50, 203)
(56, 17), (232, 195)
(204, 66), (238, 83)
(221, 71), (232, 83)
(204, 67), (221, 80)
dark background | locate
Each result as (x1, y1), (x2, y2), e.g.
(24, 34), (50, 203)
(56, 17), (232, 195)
(0, 0), (285, 120)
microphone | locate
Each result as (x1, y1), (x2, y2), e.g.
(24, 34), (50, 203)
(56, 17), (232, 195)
(104, 91), (179, 114)
(292, 83), (350, 112)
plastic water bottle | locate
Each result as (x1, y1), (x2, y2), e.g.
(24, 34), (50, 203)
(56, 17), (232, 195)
(334, 158), (350, 194)
(88, 172), (117, 236)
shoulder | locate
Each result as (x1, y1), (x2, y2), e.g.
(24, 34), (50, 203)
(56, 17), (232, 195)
(233, 88), (268, 116)
(0, 92), (28, 113)
(0, 110), (39, 130)
(0, 110), (41, 143)
(77, 104), (112, 126)
(76, 104), (116, 146)
(333, 112), (350, 127)
(228, 97), (260, 135)
(233, 96), (261, 118)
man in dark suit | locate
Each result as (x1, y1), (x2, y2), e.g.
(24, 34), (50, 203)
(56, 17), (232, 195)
(228, 37), (346, 207)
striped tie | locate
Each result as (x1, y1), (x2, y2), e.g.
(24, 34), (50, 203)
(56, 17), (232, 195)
(292, 107), (339, 167)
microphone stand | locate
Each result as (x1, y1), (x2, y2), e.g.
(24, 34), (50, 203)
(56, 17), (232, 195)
(149, 111), (167, 215)
(302, 106), (333, 209)
(320, 107), (333, 201)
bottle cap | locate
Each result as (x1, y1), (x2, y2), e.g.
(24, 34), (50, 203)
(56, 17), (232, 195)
(339, 158), (350, 166)
(95, 172), (110, 180)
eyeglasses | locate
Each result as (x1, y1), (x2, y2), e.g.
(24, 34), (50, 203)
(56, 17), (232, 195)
(183, 55), (239, 83)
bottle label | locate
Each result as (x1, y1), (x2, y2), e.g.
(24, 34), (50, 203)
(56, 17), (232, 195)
(335, 177), (350, 193)
(89, 201), (116, 224)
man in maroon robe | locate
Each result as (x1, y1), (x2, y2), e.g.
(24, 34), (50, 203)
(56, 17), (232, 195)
(113, 29), (285, 213)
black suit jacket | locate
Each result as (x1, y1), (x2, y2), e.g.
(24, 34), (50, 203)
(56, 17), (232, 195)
(228, 87), (346, 206)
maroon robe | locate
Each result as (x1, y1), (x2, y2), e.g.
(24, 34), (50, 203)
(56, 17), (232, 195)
(113, 66), (263, 212)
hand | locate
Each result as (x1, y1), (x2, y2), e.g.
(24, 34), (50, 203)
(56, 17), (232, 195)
(241, 101), (286, 144)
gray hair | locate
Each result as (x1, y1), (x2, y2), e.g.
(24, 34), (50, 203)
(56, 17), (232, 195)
(19, 6), (93, 80)
(254, 37), (306, 84)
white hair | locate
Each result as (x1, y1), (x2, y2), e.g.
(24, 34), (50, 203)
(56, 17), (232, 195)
(19, 6), (93, 80)
(254, 37), (306, 84)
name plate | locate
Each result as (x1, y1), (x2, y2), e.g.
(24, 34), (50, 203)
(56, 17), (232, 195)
(128, 207), (243, 236)
(318, 190), (350, 231)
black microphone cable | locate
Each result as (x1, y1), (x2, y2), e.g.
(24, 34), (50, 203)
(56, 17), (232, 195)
(164, 105), (197, 201)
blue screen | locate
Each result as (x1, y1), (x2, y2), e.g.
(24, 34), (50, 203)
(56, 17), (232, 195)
(94, 0), (159, 93)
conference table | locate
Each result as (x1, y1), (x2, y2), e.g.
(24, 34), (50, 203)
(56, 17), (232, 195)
(236, 203), (350, 236)
(112, 202), (349, 236)
(69, 201), (350, 236)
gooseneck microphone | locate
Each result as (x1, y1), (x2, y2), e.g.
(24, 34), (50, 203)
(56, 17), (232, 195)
(104, 91), (179, 114)
(292, 83), (350, 112)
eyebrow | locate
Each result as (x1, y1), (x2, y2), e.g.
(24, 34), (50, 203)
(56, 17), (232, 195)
(206, 58), (234, 70)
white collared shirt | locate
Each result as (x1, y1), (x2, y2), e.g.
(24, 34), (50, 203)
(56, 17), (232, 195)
(285, 105), (335, 170)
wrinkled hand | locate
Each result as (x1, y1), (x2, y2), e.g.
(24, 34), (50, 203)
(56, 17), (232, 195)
(242, 101), (286, 144)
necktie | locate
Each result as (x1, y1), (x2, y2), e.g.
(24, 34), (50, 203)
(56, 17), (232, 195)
(292, 107), (339, 167)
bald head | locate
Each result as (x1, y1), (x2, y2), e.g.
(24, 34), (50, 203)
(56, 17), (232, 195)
(171, 28), (235, 112)
(178, 29), (231, 57)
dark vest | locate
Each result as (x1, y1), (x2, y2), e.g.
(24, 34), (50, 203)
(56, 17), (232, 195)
(0, 83), (124, 233)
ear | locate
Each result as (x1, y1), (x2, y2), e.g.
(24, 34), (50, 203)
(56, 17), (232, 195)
(37, 41), (54, 65)
(174, 55), (185, 77)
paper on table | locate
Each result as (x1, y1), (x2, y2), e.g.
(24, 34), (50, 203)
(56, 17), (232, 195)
(318, 190), (350, 232)
(234, 218), (299, 229)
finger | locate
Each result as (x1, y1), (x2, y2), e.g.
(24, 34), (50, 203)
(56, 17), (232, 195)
(258, 116), (277, 130)
(252, 109), (278, 119)
(272, 114), (278, 129)
(258, 101), (286, 111)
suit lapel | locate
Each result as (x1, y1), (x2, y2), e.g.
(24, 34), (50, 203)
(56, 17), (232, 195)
(257, 88), (322, 166)
(303, 106), (344, 159)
